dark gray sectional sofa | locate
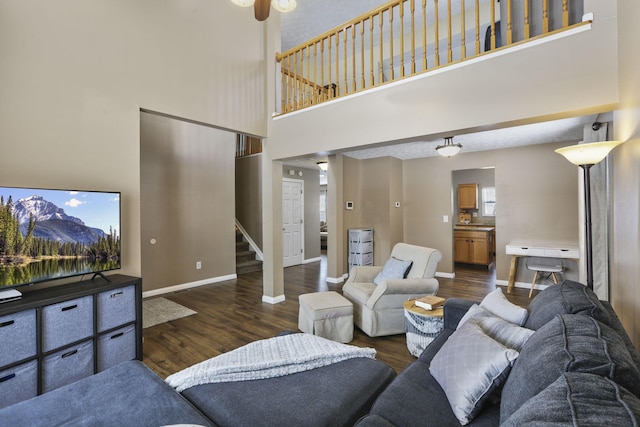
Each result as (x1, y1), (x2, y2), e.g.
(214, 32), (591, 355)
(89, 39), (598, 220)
(357, 280), (640, 426)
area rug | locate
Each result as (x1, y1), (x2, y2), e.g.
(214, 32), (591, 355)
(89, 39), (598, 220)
(143, 297), (197, 329)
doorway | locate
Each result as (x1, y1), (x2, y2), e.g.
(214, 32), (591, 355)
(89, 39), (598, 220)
(283, 178), (304, 267)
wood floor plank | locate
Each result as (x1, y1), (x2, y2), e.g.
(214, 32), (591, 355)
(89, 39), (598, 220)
(143, 258), (534, 378)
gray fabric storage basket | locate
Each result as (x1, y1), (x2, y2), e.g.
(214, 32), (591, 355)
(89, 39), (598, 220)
(96, 285), (136, 332)
(0, 360), (37, 409)
(0, 309), (36, 366)
(97, 324), (136, 372)
(42, 339), (94, 393)
(41, 295), (93, 352)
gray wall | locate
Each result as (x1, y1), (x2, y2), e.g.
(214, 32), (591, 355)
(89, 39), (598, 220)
(236, 155), (263, 249)
(140, 112), (236, 292)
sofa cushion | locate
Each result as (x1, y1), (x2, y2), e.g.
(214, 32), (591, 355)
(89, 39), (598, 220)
(500, 314), (640, 422)
(479, 288), (528, 326)
(182, 357), (395, 427)
(430, 320), (518, 425)
(459, 304), (534, 351)
(366, 357), (500, 427)
(501, 373), (640, 426)
(373, 257), (413, 285)
(525, 280), (611, 330)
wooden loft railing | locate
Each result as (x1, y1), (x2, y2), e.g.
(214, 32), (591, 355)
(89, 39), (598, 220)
(236, 135), (262, 158)
(275, 0), (585, 115)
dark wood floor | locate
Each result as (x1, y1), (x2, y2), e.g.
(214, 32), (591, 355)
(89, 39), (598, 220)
(143, 258), (534, 378)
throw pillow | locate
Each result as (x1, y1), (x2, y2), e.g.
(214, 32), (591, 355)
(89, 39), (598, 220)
(524, 279), (611, 330)
(479, 288), (528, 326)
(458, 304), (534, 352)
(430, 319), (519, 425)
(500, 314), (640, 422)
(373, 257), (413, 286)
(501, 373), (640, 426)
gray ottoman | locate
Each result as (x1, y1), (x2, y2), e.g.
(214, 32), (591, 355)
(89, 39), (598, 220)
(298, 291), (354, 343)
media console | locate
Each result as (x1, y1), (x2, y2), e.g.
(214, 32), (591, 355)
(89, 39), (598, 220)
(0, 274), (142, 409)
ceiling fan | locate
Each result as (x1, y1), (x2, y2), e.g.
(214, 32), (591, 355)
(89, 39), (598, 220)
(230, 0), (297, 22)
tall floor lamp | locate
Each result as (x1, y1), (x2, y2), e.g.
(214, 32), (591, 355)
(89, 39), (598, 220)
(555, 140), (623, 290)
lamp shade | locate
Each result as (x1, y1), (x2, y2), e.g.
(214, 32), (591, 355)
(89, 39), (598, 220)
(230, 0), (255, 7)
(436, 136), (462, 157)
(555, 141), (623, 166)
(271, 0), (297, 12)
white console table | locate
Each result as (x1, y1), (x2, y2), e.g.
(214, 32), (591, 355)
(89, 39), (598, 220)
(505, 241), (579, 293)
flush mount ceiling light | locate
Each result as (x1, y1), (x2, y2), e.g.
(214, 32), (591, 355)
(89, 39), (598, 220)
(230, 0), (296, 21)
(317, 161), (328, 172)
(435, 136), (462, 157)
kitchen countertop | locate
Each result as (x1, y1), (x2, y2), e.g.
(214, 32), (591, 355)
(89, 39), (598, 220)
(454, 225), (495, 231)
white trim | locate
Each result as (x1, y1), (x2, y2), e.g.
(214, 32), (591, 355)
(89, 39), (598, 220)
(273, 24), (592, 119)
(326, 274), (348, 284)
(495, 279), (550, 292)
(235, 219), (263, 261)
(303, 256), (322, 264)
(262, 294), (286, 304)
(436, 271), (455, 279)
(282, 177), (305, 267)
(143, 274), (237, 298)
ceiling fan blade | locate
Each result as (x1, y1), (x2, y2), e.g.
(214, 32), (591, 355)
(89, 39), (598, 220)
(254, 0), (270, 21)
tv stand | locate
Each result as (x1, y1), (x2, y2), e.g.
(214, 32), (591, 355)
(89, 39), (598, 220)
(91, 272), (111, 282)
(0, 288), (22, 304)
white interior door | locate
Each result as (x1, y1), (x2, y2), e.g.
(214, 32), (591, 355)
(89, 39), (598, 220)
(283, 179), (304, 267)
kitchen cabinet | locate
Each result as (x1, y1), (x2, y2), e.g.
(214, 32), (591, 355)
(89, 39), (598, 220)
(458, 183), (478, 210)
(454, 228), (494, 266)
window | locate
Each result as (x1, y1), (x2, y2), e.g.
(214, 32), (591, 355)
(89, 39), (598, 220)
(482, 187), (496, 216)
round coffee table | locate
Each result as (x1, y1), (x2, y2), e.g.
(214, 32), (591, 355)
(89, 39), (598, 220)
(403, 299), (445, 357)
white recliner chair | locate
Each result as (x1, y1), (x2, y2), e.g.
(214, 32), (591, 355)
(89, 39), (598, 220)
(342, 243), (442, 337)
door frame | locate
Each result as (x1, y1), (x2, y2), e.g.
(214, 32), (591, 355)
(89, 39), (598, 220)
(282, 177), (305, 267)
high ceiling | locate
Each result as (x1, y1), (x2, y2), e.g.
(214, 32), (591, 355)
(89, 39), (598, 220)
(279, 1), (608, 168)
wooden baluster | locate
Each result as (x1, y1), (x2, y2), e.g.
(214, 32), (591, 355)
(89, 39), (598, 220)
(288, 55), (293, 112)
(352, 24), (357, 91)
(475, 0), (480, 55)
(524, 0), (530, 39)
(306, 45), (311, 106)
(542, 0), (549, 33)
(434, 0), (440, 66)
(447, 0), (452, 63)
(389, 6), (394, 80)
(360, 20), (366, 89)
(460, 0), (466, 60)
(422, 0), (427, 70)
(507, 0), (513, 45)
(370, 16), (375, 86)
(400, 1), (405, 77)
(335, 31), (340, 97)
(313, 43), (318, 104)
(562, 0), (569, 27)
(327, 35), (332, 99)
(410, 0), (416, 75)
(343, 29), (348, 94)
(379, 11), (384, 83)
(490, 0), (496, 50)
(280, 55), (286, 113)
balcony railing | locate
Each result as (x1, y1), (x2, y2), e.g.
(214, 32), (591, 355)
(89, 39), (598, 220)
(275, 0), (585, 115)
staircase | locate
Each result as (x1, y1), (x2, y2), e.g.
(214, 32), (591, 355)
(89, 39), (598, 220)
(236, 228), (262, 275)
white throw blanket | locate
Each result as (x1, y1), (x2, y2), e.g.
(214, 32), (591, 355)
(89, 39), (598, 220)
(166, 333), (377, 392)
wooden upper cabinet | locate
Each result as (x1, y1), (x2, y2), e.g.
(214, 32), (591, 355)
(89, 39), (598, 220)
(458, 183), (478, 210)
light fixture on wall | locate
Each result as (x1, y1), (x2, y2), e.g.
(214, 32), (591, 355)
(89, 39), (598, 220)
(317, 161), (328, 172)
(555, 140), (623, 290)
(436, 136), (462, 157)
(230, 0), (297, 21)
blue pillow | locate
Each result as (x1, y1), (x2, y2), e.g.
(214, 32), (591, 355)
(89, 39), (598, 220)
(373, 257), (413, 286)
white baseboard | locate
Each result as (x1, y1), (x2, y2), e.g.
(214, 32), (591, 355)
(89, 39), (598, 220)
(262, 294), (286, 304)
(436, 271), (455, 279)
(495, 279), (550, 292)
(143, 274), (237, 298)
(303, 257), (322, 264)
(326, 274), (348, 284)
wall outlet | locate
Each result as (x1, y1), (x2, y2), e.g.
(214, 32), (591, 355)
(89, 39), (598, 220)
(196, 261), (202, 270)
(443, 215), (449, 223)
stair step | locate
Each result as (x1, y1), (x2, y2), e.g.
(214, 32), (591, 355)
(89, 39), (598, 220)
(236, 241), (250, 251)
(236, 250), (256, 262)
(237, 260), (263, 275)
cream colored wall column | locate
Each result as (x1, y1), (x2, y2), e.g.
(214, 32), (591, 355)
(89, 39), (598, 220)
(327, 155), (346, 281)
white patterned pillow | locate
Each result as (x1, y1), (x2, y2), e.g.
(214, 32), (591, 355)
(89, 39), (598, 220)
(430, 319), (519, 425)
(480, 288), (528, 326)
(373, 257), (413, 285)
(458, 304), (534, 351)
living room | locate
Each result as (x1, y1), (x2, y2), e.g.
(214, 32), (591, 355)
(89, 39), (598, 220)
(1, 0), (640, 424)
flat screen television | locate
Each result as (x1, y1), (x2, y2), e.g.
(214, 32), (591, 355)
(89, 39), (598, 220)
(0, 187), (121, 298)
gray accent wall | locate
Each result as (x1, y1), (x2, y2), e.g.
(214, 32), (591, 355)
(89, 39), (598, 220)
(140, 112), (236, 292)
(236, 155), (263, 249)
